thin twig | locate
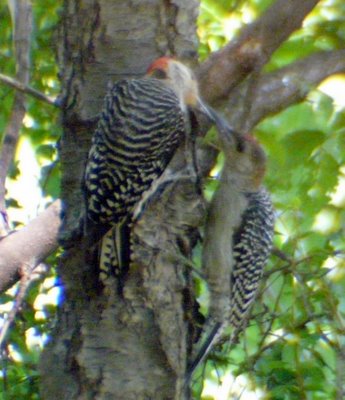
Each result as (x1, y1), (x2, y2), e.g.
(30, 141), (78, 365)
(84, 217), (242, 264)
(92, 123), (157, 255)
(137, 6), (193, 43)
(271, 247), (292, 262)
(0, 263), (33, 348)
(0, 261), (48, 350)
(0, 72), (58, 107)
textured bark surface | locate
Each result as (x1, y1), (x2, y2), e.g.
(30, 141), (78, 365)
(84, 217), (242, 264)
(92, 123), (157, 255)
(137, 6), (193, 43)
(37, 0), (345, 398)
(40, 1), (200, 399)
(2, 0), (345, 299)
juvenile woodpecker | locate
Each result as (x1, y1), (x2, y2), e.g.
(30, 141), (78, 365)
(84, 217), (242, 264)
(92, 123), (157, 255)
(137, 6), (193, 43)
(84, 57), (216, 283)
(188, 126), (275, 376)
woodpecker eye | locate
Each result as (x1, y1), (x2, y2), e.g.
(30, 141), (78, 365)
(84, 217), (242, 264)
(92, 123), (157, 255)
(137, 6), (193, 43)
(150, 68), (168, 79)
(236, 139), (246, 153)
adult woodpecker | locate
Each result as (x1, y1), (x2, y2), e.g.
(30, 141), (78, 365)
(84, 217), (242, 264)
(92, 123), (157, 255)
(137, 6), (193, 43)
(84, 57), (217, 285)
(188, 125), (275, 377)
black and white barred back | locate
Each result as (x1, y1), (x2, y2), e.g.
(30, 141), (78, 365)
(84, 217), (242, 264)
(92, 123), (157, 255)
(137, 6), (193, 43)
(187, 185), (274, 379)
(85, 77), (187, 226)
(230, 186), (275, 330)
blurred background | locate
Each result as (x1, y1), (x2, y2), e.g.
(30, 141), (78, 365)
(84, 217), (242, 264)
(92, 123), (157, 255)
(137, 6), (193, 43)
(0, 1), (344, 398)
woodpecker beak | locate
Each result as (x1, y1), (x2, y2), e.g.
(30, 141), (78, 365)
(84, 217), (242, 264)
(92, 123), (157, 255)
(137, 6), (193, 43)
(196, 99), (237, 144)
(196, 98), (218, 123)
(214, 115), (237, 144)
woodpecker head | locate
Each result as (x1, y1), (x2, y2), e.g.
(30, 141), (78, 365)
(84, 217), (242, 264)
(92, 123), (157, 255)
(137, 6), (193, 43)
(222, 132), (267, 192)
(146, 57), (215, 121)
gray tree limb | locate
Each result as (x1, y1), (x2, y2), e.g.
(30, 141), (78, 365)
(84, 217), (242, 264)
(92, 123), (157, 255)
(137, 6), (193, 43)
(197, 0), (321, 104)
(0, 200), (61, 293)
(225, 49), (345, 130)
(0, 0), (340, 302)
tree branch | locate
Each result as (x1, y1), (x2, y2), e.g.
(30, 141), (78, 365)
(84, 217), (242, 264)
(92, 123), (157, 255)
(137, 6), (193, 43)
(3, 46), (342, 297)
(0, 200), (61, 293)
(0, 73), (58, 107)
(198, 0), (321, 105)
(0, 261), (44, 348)
(225, 49), (345, 130)
(0, 0), (32, 211)
(1, 0), (343, 298)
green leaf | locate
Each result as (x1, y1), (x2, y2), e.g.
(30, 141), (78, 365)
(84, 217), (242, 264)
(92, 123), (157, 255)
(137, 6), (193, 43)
(281, 130), (326, 166)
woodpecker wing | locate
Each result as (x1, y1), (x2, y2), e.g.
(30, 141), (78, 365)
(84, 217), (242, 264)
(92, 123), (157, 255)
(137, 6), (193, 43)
(188, 187), (274, 378)
(85, 77), (188, 285)
(230, 187), (275, 336)
(85, 78), (187, 225)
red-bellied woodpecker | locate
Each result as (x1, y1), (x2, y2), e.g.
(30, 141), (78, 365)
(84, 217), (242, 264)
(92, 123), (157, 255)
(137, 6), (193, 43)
(84, 57), (217, 287)
(188, 125), (275, 377)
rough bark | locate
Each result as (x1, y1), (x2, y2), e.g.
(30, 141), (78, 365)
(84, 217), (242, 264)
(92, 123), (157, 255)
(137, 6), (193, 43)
(3, 1), (345, 298)
(40, 1), (200, 399)
(37, 0), (345, 399)
(2, 48), (345, 295)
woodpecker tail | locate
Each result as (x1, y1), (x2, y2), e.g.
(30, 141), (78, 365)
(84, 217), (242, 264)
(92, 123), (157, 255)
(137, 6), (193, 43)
(186, 319), (243, 382)
(186, 320), (223, 381)
(99, 222), (131, 294)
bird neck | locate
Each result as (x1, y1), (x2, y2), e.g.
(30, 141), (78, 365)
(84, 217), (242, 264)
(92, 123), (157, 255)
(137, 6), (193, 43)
(221, 159), (263, 193)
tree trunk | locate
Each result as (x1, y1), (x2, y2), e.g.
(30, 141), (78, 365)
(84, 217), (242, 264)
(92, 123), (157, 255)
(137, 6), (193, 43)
(37, 1), (343, 398)
(40, 1), (201, 399)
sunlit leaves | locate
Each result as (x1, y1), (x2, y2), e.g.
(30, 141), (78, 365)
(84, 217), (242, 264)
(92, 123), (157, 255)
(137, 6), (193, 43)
(198, 0), (275, 58)
(0, 0), (344, 398)
(0, 1), (62, 398)
(194, 1), (345, 399)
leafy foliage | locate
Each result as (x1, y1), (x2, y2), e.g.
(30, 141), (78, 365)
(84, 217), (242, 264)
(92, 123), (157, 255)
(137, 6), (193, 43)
(0, 0), (345, 399)
(193, 1), (345, 399)
(0, 1), (61, 398)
